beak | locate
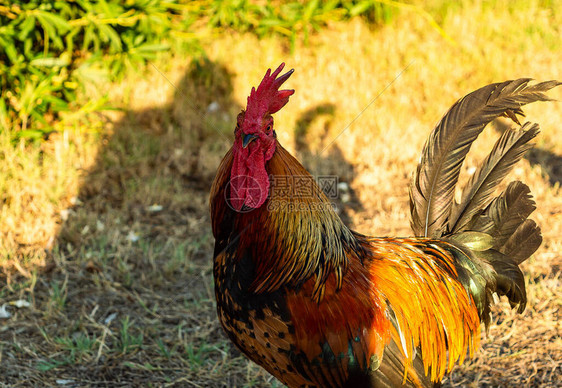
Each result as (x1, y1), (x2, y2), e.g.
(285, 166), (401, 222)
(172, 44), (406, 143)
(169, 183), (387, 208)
(242, 133), (258, 148)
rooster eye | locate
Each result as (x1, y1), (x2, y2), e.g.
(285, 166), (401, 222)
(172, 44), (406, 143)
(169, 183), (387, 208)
(267, 125), (271, 132)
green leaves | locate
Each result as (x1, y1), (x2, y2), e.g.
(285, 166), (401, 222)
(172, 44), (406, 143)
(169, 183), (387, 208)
(0, 0), (187, 139)
(201, 0), (395, 49)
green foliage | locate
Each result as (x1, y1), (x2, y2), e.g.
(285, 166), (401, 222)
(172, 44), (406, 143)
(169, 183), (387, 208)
(200, 0), (397, 47)
(0, 0), (438, 140)
(0, 0), (194, 139)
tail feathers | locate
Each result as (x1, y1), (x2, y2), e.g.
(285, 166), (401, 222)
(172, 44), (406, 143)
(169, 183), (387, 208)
(470, 180), (540, 253)
(456, 179), (541, 314)
(448, 123), (540, 234)
(443, 180), (540, 315)
(444, 179), (539, 316)
(439, 237), (527, 323)
(410, 79), (560, 239)
(476, 250), (527, 313)
(501, 219), (542, 264)
(409, 79), (559, 319)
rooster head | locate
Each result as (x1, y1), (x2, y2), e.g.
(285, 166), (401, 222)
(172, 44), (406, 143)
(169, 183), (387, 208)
(230, 63), (294, 212)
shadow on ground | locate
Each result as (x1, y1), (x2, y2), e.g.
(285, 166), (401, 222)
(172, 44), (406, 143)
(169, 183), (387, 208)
(1, 59), (240, 386)
(294, 103), (364, 225)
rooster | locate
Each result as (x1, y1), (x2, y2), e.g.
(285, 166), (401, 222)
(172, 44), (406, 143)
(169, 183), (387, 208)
(210, 63), (559, 387)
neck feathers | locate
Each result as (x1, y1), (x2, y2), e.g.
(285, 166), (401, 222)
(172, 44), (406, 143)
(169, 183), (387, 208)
(211, 143), (362, 301)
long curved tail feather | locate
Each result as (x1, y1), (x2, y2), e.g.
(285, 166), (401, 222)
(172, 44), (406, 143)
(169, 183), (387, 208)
(409, 79), (559, 239)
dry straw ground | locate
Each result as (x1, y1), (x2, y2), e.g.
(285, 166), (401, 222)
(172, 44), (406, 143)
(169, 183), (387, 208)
(1, 1), (561, 387)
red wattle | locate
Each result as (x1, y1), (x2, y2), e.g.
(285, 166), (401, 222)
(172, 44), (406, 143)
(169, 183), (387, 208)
(230, 145), (270, 211)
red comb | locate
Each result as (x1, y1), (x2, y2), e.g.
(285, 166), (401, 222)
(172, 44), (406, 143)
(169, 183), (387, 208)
(245, 63), (294, 121)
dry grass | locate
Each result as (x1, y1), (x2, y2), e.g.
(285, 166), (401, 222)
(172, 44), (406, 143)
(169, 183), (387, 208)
(1, 0), (561, 386)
